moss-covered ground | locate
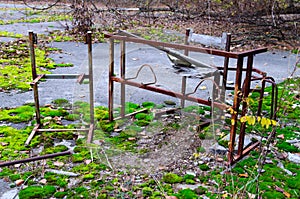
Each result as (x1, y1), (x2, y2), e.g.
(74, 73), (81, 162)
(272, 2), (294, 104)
(0, 76), (299, 198)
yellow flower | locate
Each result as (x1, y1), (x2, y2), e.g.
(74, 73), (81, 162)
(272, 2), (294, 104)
(240, 116), (247, 123)
(246, 116), (256, 125)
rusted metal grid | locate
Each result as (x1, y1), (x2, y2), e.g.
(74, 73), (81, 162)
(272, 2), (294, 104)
(26, 31), (95, 145)
(104, 32), (277, 165)
(0, 31), (95, 167)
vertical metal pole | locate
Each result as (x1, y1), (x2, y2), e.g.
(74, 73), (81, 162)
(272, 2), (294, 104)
(221, 33), (231, 102)
(29, 31), (41, 125)
(181, 28), (191, 108)
(228, 56), (243, 164)
(237, 55), (253, 156)
(86, 31), (94, 143)
(109, 39), (115, 121)
(120, 40), (126, 117)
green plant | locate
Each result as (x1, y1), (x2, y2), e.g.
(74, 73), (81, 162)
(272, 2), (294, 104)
(19, 185), (56, 199)
(163, 173), (183, 184)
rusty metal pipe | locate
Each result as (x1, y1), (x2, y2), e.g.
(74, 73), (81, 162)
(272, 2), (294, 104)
(0, 150), (72, 167)
(111, 77), (227, 110)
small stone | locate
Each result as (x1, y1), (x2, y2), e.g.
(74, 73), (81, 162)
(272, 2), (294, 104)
(257, 169), (266, 173)
(128, 137), (136, 141)
(0, 142), (9, 146)
(44, 116), (52, 121)
(14, 164), (21, 168)
(39, 179), (47, 184)
(93, 140), (105, 145)
(186, 170), (196, 177)
(287, 152), (300, 164)
(265, 159), (273, 164)
(53, 161), (65, 167)
(85, 159), (92, 165)
(216, 157), (224, 162)
(165, 196), (178, 199)
(277, 134), (285, 139)
(15, 179), (24, 186)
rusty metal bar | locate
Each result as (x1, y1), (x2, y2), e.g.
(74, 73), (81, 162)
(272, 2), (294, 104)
(37, 128), (89, 132)
(87, 124), (94, 143)
(43, 74), (88, 79)
(232, 141), (260, 164)
(238, 55), (254, 156)
(105, 33), (267, 59)
(29, 31), (41, 125)
(220, 33), (231, 102)
(31, 74), (45, 85)
(106, 33), (236, 58)
(114, 108), (148, 121)
(0, 150), (72, 167)
(86, 31), (95, 143)
(120, 40), (126, 117)
(111, 77), (228, 110)
(25, 124), (40, 146)
(228, 56), (244, 163)
(109, 38), (115, 121)
(181, 28), (191, 108)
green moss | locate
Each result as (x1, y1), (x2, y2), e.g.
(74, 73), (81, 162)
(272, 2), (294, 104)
(164, 100), (176, 105)
(197, 146), (206, 153)
(0, 126), (32, 160)
(176, 188), (198, 199)
(185, 179), (196, 184)
(105, 185), (114, 191)
(142, 101), (155, 109)
(142, 187), (153, 196)
(0, 105), (35, 123)
(72, 153), (84, 163)
(163, 173), (183, 184)
(9, 174), (21, 181)
(199, 164), (210, 171)
(262, 191), (285, 199)
(54, 191), (68, 198)
(286, 176), (300, 189)
(19, 185), (56, 199)
(195, 186), (208, 195)
(99, 120), (115, 132)
(42, 145), (68, 154)
(134, 119), (150, 126)
(53, 63), (74, 67)
(276, 141), (299, 152)
(125, 102), (140, 113)
(83, 173), (95, 180)
(183, 174), (195, 180)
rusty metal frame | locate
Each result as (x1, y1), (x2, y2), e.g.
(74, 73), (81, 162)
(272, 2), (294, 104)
(25, 30), (95, 146)
(104, 32), (278, 165)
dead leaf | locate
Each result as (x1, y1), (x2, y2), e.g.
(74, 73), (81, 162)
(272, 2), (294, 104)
(277, 134), (285, 139)
(165, 196), (178, 199)
(283, 191), (291, 198)
(15, 179), (24, 186)
(120, 186), (128, 192)
(239, 173), (249, 178)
